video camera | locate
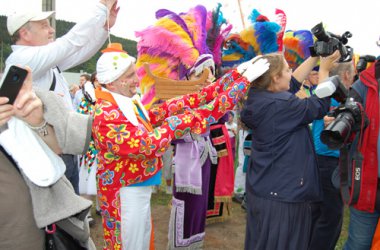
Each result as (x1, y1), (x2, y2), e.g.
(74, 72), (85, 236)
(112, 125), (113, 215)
(356, 55), (376, 73)
(315, 76), (367, 149)
(309, 22), (354, 62)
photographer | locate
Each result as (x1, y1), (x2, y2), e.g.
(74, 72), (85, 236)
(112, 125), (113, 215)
(240, 51), (339, 249)
(342, 59), (380, 250)
(309, 60), (355, 250)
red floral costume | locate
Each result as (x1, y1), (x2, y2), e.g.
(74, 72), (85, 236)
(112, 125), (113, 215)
(92, 69), (249, 249)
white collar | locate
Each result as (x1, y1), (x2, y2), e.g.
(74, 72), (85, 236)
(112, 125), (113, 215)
(101, 87), (149, 127)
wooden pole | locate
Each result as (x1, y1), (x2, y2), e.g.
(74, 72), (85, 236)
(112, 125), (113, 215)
(237, 0), (246, 29)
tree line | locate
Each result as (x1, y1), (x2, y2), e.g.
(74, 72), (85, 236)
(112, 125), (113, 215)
(0, 15), (137, 73)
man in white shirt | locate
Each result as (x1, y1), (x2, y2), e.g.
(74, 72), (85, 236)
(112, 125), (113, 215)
(5, 0), (119, 193)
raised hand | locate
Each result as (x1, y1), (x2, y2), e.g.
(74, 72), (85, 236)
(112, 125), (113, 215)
(102, 0), (120, 29)
(241, 58), (270, 83)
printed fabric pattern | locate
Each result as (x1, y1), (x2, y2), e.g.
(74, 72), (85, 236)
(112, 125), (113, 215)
(92, 69), (250, 249)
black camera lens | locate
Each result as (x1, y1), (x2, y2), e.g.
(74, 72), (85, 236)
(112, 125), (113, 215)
(12, 74), (20, 82)
(321, 112), (354, 149)
(311, 22), (331, 42)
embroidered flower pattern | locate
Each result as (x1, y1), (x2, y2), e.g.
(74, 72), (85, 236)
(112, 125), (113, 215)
(183, 114), (192, 124)
(128, 163), (139, 173)
(93, 70), (251, 249)
(106, 124), (130, 144)
(104, 141), (120, 164)
(127, 138), (140, 148)
(114, 161), (124, 172)
(127, 175), (142, 185)
(94, 100), (111, 117)
(139, 137), (156, 155)
(188, 96), (195, 106)
(155, 138), (171, 157)
(128, 153), (146, 161)
(151, 106), (166, 122)
(104, 110), (119, 121)
(142, 158), (157, 176)
(168, 101), (184, 115)
(101, 169), (114, 186)
(151, 127), (166, 140)
(166, 116), (182, 130)
(218, 95), (231, 113)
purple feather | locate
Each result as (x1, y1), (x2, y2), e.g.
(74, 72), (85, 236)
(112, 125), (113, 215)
(156, 9), (192, 43)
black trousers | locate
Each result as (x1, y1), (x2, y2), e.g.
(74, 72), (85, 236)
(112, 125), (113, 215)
(309, 155), (343, 250)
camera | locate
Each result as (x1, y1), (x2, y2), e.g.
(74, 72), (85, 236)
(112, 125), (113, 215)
(315, 75), (349, 103)
(309, 22), (354, 62)
(320, 97), (366, 150)
(356, 55), (376, 73)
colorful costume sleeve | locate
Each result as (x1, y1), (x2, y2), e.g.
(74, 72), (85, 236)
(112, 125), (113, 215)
(94, 73), (250, 189)
(93, 99), (207, 189)
(149, 69), (246, 124)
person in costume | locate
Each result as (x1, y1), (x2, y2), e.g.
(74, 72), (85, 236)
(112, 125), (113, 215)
(136, 4), (233, 249)
(93, 42), (269, 250)
(77, 72), (101, 225)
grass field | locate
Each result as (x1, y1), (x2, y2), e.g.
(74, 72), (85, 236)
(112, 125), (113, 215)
(91, 186), (352, 249)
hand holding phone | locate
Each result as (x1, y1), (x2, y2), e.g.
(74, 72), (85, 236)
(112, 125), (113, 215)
(0, 65), (28, 105)
(0, 65), (44, 128)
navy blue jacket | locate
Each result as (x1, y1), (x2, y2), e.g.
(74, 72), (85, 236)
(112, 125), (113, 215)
(241, 78), (330, 202)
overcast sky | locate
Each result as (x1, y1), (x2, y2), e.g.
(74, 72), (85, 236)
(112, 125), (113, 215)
(1, 0), (379, 56)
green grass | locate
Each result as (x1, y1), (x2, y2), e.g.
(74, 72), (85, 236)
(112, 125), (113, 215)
(151, 188), (172, 206)
(335, 205), (350, 249)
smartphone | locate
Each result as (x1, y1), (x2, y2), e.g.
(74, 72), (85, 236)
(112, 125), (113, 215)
(0, 65), (28, 105)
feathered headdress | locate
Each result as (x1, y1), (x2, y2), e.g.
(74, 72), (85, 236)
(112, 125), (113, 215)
(136, 4), (231, 108)
(222, 9), (285, 70)
(205, 3), (233, 77)
(283, 30), (315, 70)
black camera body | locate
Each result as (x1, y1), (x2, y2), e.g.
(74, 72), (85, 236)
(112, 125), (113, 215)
(356, 55), (376, 73)
(320, 97), (366, 149)
(309, 22), (353, 62)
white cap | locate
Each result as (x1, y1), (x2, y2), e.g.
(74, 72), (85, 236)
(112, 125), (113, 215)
(7, 10), (55, 36)
(96, 51), (136, 85)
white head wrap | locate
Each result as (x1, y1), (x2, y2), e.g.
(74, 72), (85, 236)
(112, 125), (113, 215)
(96, 51), (136, 85)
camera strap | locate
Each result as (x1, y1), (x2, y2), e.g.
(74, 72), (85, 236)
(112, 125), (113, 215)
(339, 144), (362, 205)
(339, 103), (366, 206)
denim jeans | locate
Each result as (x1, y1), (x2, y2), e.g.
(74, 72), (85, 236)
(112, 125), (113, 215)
(60, 154), (79, 194)
(344, 206), (380, 250)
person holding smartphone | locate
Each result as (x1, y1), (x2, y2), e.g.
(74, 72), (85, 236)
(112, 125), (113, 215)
(5, 0), (119, 194)
(0, 67), (97, 249)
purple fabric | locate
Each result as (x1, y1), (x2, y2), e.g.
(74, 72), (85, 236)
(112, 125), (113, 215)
(172, 157), (211, 244)
(173, 138), (203, 193)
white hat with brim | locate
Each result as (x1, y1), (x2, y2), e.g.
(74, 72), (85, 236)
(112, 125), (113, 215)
(96, 51), (136, 85)
(7, 10), (55, 36)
